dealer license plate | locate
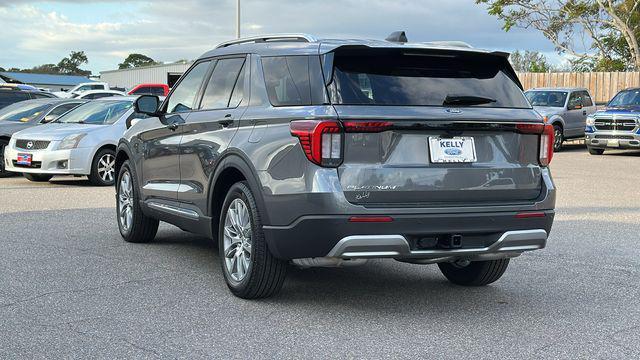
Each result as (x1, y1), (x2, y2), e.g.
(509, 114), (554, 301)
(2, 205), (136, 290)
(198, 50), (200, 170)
(429, 137), (477, 163)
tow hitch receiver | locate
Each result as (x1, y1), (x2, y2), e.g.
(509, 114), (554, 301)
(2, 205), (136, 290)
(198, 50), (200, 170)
(438, 234), (463, 249)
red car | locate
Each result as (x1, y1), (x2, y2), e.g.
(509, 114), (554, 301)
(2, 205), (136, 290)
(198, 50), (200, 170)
(127, 83), (169, 96)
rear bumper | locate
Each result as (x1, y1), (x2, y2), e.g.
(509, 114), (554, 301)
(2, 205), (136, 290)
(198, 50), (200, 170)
(263, 210), (554, 260)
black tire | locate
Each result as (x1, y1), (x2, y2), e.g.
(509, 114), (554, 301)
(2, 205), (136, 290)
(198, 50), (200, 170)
(116, 160), (159, 243)
(23, 173), (53, 182)
(219, 181), (287, 299)
(438, 259), (510, 286)
(588, 147), (605, 155)
(553, 124), (564, 152)
(0, 138), (15, 178)
(88, 148), (116, 186)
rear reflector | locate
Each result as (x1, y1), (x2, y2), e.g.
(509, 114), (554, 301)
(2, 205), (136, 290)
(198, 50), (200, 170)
(343, 121), (394, 133)
(348, 216), (394, 223)
(515, 212), (546, 219)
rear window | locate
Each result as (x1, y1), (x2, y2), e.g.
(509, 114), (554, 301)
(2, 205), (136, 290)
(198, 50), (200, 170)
(0, 101), (51, 122)
(0, 92), (30, 108)
(525, 91), (568, 107)
(330, 49), (529, 108)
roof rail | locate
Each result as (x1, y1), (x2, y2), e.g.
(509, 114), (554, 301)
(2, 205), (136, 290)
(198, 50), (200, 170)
(421, 41), (473, 48)
(216, 33), (318, 48)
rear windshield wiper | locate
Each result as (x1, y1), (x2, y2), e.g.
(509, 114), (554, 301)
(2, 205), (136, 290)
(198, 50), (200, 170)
(443, 95), (497, 106)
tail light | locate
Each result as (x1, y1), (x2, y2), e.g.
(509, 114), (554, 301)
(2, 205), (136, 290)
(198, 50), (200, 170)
(290, 120), (394, 167)
(516, 123), (554, 167)
(290, 120), (342, 167)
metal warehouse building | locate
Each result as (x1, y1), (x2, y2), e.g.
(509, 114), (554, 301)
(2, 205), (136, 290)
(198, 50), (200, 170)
(99, 61), (193, 90)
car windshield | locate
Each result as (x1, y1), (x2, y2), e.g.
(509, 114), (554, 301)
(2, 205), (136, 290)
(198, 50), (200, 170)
(330, 49), (530, 108)
(0, 101), (51, 122)
(608, 89), (640, 107)
(525, 91), (568, 107)
(56, 100), (132, 125)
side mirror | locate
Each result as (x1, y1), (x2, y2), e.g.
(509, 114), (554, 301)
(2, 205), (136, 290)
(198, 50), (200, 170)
(42, 114), (58, 123)
(134, 95), (160, 116)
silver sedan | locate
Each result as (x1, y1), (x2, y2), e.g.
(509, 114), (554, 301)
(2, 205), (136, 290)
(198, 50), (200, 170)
(4, 97), (143, 185)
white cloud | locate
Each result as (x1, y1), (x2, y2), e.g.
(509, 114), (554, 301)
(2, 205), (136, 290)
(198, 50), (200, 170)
(0, 0), (560, 74)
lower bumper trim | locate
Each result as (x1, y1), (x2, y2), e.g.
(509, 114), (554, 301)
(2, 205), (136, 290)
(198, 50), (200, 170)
(327, 229), (547, 259)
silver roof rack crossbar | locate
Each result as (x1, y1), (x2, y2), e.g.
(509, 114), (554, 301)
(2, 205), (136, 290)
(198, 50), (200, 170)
(216, 33), (318, 48)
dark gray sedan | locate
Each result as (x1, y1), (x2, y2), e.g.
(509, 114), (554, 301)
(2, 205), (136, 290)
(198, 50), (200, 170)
(0, 98), (86, 176)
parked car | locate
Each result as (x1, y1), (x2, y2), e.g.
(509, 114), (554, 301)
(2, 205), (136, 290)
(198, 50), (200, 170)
(585, 87), (640, 155)
(0, 86), (58, 110)
(4, 97), (144, 185)
(0, 98), (86, 177)
(53, 82), (110, 98)
(71, 90), (126, 100)
(115, 33), (556, 299)
(525, 87), (597, 151)
(128, 84), (169, 97)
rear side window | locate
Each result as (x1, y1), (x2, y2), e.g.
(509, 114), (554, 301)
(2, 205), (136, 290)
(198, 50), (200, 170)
(200, 58), (245, 110)
(330, 49), (530, 108)
(0, 92), (30, 108)
(262, 56), (312, 106)
(581, 91), (593, 107)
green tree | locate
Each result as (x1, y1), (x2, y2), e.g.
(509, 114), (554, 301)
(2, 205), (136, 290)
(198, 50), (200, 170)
(57, 51), (90, 76)
(476, 0), (640, 71)
(510, 50), (552, 72)
(118, 53), (159, 69)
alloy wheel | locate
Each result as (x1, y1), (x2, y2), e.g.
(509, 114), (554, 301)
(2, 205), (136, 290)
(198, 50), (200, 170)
(98, 153), (116, 183)
(223, 198), (253, 282)
(118, 170), (133, 232)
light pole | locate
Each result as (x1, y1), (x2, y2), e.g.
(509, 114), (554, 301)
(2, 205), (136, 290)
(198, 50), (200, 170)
(236, 0), (241, 39)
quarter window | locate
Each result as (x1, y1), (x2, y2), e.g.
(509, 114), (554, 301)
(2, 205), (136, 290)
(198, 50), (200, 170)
(200, 58), (246, 110)
(262, 56), (312, 106)
(581, 91), (593, 107)
(166, 61), (211, 113)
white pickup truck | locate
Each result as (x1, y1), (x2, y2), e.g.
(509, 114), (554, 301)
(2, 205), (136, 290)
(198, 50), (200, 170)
(53, 82), (110, 98)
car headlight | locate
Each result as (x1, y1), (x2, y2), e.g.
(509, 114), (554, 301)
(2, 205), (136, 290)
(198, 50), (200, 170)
(586, 116), (595, 126)
(58, 133), (87, 150)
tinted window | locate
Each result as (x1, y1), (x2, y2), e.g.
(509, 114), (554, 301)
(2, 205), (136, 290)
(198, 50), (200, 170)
(525, 91), (568, 107)
(48, 103), (81, 117)
(200, 58), (245, 110)
(0, 92), (30, 108)
(131, 87), (150, 95)
(31, 93), (55, 99)
(56, 100), (132, 125)
(166, 61), (211, 113)
(330, 50), (529, 108)
(580, 91), (593, 107)
(229, 63), (246, 108)
(262, 56), (312, 106)
(149, 87), (165, 96)
(608, 89), (640, 106)
(0, 101), (51, 122)
(568, 92), (582, 108)
(85, 93), (117, 99)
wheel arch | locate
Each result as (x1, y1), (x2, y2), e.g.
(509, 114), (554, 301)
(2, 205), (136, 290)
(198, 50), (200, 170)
(115, 141), (133, 182)
(208, 151), (269, 235)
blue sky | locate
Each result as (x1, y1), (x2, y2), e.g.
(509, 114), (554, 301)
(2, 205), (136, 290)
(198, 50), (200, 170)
(0, 0), (567, 74)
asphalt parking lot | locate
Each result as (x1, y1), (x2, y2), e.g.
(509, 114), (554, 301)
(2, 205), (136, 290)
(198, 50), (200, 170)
(1, 144), (639, 359)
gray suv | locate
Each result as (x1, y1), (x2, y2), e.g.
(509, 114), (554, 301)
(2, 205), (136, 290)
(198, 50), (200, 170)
(525, 88), (597, 151)
(115, 33), (556, 299)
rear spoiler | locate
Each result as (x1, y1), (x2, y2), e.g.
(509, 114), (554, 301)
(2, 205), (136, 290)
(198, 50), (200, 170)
(319, 46), (522, 90)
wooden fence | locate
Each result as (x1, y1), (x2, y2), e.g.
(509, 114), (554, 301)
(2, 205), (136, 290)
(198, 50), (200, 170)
(517, 72), (640, 104)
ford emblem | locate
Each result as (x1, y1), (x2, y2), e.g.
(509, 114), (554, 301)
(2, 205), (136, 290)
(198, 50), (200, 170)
(444, 148), (462, 155)
(26, 141), (34, 149)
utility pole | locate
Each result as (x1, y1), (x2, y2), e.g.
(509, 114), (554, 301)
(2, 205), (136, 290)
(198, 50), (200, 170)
(236, 0), (241, 39)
